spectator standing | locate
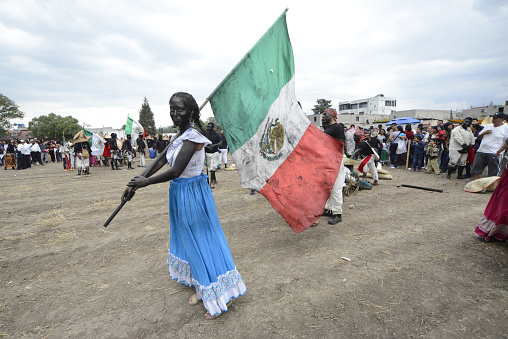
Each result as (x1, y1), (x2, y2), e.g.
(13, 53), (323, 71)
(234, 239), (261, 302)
(17, 140), (31, 169)
(59, 141), (70, 171)
(394, 126), (407, 168)
(0, 141), (4, 165)
(345, 125), (356, 158)
(412, 135), (425, 171)
(55, 141), (62, 162)
(446, 117), (474, 180)
(472, 112), (508, 179)
(40, 141), (48, 163)
(30, 139), (43, 165)
(388, 123), (400, 167)
(48, 140), (56, 162)
(425, 139), (441, 174)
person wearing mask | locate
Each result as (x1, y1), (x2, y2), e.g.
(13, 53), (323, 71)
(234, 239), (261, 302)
(136, 133), (146, 167)
(446, 117), (474, 180)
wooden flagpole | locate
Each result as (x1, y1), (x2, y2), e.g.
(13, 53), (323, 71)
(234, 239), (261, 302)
(405, 141), (411, 170)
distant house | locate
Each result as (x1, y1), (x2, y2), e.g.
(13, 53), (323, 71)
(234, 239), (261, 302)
(462, 102), (507, 120)
(1, 128), (32, 141)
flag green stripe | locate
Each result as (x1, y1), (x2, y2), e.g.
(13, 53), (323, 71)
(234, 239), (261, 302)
(125, 116), (133, 135)
(208, 10), (294, 154)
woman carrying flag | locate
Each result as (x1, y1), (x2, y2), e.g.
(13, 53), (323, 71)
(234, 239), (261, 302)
(121, 92), (246, 320)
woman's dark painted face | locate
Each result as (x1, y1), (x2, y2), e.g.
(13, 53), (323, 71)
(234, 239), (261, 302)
(170, 97), (192, 127)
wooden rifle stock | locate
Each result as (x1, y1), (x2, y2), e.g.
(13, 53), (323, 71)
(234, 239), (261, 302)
(103, 200), (127, 227)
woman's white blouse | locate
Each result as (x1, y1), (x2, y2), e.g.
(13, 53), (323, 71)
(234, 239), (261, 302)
(166, 128), (211, 178)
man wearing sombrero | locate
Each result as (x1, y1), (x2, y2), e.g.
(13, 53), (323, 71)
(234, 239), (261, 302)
(73, 130), (91, 176)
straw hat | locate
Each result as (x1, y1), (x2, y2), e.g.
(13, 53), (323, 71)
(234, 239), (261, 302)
(481, 117), (493, 126)
(463, 176), (500, 193)
(162, 135), (170, 141)
(73, 130), (91, 143)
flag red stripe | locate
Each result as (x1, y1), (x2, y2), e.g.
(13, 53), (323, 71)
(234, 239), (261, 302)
(258, 124), (344, 233)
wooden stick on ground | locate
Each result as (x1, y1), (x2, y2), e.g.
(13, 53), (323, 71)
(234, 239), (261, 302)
(400, 184), (443, 193)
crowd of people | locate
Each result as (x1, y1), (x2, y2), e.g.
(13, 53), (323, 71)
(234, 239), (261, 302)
(0, 132), (177, 174)
(341, 113), (508, 181)
(312, 109), (508, 228)
(0, 138), (63, 170)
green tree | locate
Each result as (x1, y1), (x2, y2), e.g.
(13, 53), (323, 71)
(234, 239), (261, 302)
(138, 97), (156, 137)
(311, 98), (332, 115)
(29, 113), (81, 140)
(0, 94), (25, 136)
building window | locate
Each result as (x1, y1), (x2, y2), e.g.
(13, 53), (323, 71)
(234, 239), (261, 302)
(314, 117), (316, 122)
(339, 103), (351, 111)
(351, 103), (358, 109)
(356, 116), (359, 121)
(359, 102), (367, 108)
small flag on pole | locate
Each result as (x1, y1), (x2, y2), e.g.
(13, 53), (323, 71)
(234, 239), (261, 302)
(125, 117), (146, 139)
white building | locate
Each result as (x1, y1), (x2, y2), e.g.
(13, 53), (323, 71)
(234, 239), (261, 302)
(338, 94), (396, 116)
(87, 127), (126, 139)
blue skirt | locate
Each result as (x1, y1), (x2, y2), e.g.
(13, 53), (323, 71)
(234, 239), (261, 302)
(167, 173), (246, 316)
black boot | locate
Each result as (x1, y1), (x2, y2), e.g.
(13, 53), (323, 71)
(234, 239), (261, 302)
(457, 166), (465, 179)
(446, 167), (453, 180)
(465, 164), (471, 178)
(328, 214), (342, 225)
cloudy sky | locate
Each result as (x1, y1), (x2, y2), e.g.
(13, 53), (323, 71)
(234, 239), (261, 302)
(1, 0), (507, 129)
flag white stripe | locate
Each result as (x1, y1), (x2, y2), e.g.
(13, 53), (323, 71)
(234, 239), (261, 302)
(232, 75), (310, 190)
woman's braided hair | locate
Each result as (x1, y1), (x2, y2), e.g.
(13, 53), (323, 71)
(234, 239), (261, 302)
(169, 92), (206, 136)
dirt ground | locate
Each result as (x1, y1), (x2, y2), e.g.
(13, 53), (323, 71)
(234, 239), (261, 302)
(1, 158), (507, 338)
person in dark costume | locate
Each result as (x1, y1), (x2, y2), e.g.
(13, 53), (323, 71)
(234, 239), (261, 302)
(124, 134), (134, 170)
(108, 133), (121, 170)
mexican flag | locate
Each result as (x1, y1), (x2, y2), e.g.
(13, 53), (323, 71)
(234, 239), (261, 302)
(125, 117), (146, 139)
(91, 133), (106, 156)
(208, 10), (343, 233)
